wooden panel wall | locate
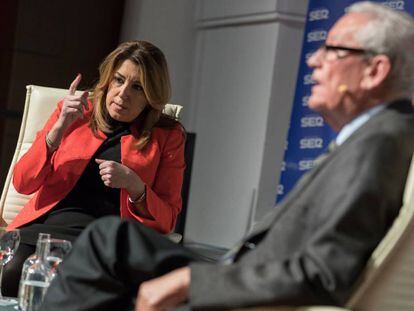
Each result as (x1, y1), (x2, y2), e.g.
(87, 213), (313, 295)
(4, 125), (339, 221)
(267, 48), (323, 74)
(0, 0), (125, 189)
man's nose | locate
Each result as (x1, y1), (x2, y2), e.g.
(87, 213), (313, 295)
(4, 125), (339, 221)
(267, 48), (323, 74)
(307, 49), (322, 68)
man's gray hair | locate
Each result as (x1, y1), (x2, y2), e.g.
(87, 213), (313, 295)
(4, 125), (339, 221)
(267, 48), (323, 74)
(349, 1), (414, 99)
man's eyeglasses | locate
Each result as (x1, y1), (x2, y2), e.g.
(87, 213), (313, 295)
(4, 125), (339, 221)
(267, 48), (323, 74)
(314, 43), (374, 62)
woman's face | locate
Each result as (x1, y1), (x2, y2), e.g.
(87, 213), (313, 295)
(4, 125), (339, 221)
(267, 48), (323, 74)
(105, 59), (148, 123)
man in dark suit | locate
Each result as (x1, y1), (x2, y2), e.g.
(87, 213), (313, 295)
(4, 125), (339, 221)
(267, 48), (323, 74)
(41, 2), (414, 310)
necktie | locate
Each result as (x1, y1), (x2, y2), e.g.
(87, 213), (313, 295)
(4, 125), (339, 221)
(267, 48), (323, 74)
(313, 140), (337, 167)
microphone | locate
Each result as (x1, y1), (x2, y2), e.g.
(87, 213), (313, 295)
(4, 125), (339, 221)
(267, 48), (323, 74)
(337, 84), (348, 93)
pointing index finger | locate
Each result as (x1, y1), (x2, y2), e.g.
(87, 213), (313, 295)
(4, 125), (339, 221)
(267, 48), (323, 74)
(69, 73), (82, 95)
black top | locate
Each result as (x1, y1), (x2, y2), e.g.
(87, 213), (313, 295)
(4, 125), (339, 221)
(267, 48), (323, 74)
(20, 122), (131, 245)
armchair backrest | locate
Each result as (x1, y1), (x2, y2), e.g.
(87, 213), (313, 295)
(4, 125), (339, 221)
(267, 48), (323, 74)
(345, 152), (414, 310)
(0, 85), (183, 225)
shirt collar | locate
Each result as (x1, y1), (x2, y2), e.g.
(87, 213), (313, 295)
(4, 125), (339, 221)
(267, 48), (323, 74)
(336, 104), (386, 146)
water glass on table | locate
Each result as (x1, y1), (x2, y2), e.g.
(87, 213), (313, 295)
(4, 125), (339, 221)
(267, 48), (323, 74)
(0, 228), (20, 306)
(18, 237), (49, 311)
(18, 238), (71, 311)
(45, 239), (72, 281)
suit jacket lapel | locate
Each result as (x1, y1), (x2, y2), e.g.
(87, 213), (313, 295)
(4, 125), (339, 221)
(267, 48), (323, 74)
(242, 149), (337, 242)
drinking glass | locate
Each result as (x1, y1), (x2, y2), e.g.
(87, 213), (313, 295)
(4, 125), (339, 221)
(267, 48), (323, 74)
(45, 239), (72, 280)
(0, 228), (20, 305)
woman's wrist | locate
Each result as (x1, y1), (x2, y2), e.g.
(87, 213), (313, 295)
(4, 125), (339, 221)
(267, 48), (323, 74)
(128, 188), (146, 204)
(45, 132), (60, 151)
(126, 170), (146, 204)
(46, 122), (66, 151)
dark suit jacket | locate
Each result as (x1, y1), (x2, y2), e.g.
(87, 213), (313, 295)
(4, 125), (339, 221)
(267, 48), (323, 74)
(190, 99), (414, 309)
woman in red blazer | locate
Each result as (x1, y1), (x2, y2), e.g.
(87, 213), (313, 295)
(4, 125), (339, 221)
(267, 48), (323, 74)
(4, 41), (185, 296)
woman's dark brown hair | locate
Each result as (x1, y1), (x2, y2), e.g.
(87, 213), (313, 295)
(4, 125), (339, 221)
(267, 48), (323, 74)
(90, 40), (175, 149)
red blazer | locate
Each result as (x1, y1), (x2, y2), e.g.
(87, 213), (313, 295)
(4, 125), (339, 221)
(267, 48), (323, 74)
(9, 100), (185, 234)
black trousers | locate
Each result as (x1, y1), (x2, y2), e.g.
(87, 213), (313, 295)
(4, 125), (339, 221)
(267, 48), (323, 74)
(40, 216), (201, 311)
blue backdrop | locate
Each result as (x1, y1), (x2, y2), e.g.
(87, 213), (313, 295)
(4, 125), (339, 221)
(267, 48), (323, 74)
(277, 0), (414, 202)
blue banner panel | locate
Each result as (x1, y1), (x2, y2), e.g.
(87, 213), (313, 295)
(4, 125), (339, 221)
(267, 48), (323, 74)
(277, 0), (414, 203)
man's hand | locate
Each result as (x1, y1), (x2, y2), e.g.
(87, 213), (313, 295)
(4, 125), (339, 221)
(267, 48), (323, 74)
(136, 267), (191, 311)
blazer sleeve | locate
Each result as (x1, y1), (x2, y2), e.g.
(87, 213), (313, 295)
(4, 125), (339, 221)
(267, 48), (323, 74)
(125, 127), (186, 234)
(189, 215), (376, 309)
(12, 101), (63, 195)
(189, 133), (412, 309)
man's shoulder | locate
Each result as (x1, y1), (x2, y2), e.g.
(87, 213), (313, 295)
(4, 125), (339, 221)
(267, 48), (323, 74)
(349, 100), (414, 145)
(373, 99), (414, 128)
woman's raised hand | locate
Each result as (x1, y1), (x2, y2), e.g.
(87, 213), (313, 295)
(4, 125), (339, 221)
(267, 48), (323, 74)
(57, 74), (89, 131)
(45, 74), (89, 152)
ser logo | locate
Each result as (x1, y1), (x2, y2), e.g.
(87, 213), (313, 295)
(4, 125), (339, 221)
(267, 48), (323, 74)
(381, 0), (405, 10)
(281, 161), (286, 171)
(301, 116), (324, 128)
(309, 8), (329, 21)
(299, 159), (315, 171)
(307, 30), (327, 43)
(300, 137), (324, 149)
(302, 95), (309, 107)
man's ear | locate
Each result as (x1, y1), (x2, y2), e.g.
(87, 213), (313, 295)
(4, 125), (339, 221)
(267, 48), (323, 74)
(360, 55), (391, 90)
